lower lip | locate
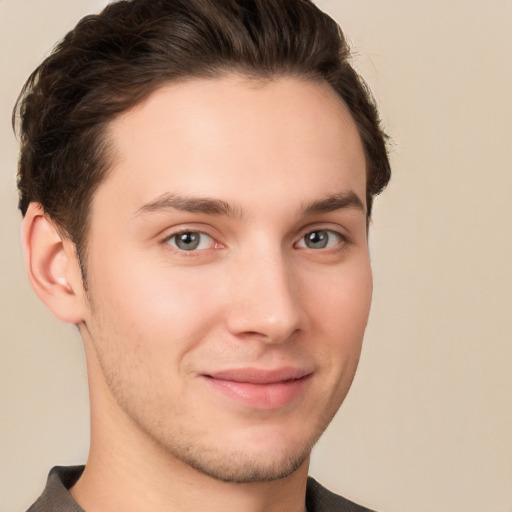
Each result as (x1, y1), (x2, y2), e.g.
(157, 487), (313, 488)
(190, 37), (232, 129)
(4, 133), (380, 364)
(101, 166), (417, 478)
(203, 375), (311, 410)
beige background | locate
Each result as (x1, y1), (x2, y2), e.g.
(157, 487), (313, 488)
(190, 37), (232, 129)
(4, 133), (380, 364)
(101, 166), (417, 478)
(1, 1), (511, 511)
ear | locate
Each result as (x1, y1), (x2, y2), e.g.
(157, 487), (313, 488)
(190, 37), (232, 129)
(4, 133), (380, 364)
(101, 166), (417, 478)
(22, 203), (87, 324)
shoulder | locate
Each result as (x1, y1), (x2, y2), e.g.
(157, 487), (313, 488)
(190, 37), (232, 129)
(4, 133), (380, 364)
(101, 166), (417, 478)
(306, 477), (378, 512)
(26, 466), (85, 512)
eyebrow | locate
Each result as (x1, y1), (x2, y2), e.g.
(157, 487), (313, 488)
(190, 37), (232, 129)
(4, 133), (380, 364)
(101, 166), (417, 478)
(301, 191), (365, 216)
(134, 190), (364, 219)
(134, 193), (243, 218)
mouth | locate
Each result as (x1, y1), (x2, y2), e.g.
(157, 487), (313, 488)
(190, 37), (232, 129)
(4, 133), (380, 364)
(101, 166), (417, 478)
(201, 367), (313, 410)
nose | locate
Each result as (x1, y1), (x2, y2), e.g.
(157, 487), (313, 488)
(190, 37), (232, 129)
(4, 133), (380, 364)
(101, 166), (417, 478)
(224, 248), (304, 344)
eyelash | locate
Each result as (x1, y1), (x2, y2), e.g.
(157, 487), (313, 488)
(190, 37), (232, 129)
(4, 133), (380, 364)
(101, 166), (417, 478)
(161, 228), (348, 254)
(163, 230), (220, 252)
(294, 229), (347, 251)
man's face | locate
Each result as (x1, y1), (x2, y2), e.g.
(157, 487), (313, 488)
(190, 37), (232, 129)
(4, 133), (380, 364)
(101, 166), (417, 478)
(79, 75), (371, 482)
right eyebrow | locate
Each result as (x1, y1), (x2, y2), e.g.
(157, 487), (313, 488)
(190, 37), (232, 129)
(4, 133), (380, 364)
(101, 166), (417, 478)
(133, 192), (243, 218)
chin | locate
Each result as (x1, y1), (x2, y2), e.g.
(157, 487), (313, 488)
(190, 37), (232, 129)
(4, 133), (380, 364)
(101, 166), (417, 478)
(150, 420), (316, 484)
(176, 444), (311, 483)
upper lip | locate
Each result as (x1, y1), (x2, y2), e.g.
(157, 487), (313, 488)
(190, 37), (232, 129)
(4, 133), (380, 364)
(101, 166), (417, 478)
(204, 367), (312, 384)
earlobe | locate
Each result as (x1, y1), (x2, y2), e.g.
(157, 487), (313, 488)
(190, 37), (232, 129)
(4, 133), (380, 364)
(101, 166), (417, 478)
(22, 203), (86, 324)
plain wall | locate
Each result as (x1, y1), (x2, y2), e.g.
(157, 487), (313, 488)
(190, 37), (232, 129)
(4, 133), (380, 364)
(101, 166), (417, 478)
(1, 1), (511, 511)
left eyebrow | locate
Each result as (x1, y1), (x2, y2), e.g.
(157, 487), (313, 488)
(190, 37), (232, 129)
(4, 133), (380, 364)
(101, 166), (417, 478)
(301, 191), (365, 216)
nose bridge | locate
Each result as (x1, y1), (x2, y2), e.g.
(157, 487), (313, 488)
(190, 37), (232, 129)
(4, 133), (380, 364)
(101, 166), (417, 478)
(226, 241), (303, 343)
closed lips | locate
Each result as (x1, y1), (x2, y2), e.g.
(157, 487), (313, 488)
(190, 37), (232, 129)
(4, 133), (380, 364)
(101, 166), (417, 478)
(204, 367), (312, 384)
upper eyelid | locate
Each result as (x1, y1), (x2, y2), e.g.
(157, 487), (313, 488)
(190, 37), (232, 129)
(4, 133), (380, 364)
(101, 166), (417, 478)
(166, 229), (212, 239)
(295, 228), (345, 244)
(295, 224), (348, 241)
(159, 225), (219, 242)
(163, 229), (214, 243)
(165, 228), (210, 238)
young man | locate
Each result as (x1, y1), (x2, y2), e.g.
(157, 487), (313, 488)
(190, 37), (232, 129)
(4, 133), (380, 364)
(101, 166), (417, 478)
(15, 0), (390, 511)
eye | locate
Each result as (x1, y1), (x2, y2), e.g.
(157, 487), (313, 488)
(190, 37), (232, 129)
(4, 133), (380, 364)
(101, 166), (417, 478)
(296, 229), (343, 250)
(166, 231), (215, 251)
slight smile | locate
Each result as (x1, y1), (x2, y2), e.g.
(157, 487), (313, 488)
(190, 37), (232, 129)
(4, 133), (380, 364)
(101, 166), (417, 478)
(202, 367), (313, 410)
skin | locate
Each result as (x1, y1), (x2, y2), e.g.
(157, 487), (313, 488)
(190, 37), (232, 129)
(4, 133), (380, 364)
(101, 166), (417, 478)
(24, 75), (372, 512)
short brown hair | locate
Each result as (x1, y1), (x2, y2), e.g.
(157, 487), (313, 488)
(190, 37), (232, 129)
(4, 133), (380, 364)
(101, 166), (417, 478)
(14, 0), (390, 265)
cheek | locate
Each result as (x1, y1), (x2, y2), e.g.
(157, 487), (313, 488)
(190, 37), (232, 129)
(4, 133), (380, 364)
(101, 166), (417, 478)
(303, 259), (372, 382)
(306, 259), (372, 336)
(86, 249), (225, 360)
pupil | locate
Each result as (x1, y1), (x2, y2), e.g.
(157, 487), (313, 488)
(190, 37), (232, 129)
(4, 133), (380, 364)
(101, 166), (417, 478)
(177, 232), (199, 250)
(307, 231), (328, 249)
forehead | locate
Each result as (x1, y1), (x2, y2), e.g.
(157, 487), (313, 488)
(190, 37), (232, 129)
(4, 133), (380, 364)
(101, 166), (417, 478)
(96, 75), (366, 217)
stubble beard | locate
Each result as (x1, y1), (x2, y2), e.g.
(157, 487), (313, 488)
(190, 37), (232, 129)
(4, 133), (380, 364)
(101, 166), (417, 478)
(92, 345), (337, 485)
(109, 374), (321, 484)
(159, 435), (314, 484)
(83, 302), (336, 485)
